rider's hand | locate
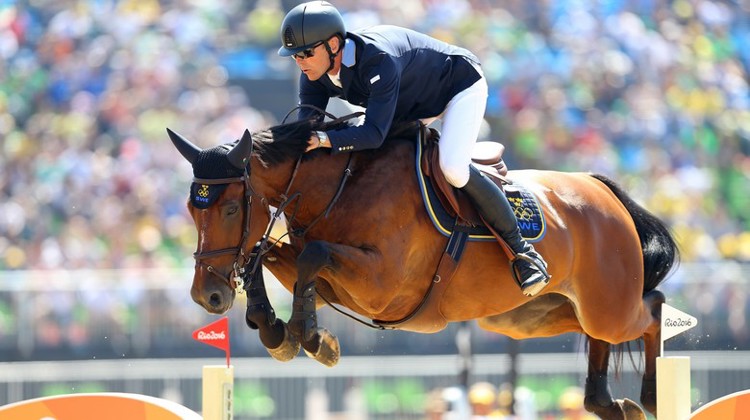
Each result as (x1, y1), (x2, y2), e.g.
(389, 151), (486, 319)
(305, 133), (331, 152)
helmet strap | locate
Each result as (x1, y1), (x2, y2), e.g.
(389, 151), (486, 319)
(323, 36), (342, 73)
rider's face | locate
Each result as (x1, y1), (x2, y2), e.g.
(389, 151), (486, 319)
(293, 38), (339, 81)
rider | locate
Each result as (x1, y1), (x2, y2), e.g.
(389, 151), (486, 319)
(277, 1), (550, 296)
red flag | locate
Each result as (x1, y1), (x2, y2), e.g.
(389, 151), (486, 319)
(192, 317), (231, 367)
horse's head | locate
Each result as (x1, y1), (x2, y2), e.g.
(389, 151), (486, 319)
(168, 128), (270, 314)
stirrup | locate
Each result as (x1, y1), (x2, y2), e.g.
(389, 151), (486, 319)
(511, 252), (551, 297)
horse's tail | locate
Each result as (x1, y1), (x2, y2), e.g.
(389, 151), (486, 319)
(590, 174), (680, 292)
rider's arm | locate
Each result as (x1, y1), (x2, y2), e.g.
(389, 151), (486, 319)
(324, 54), (400, 153)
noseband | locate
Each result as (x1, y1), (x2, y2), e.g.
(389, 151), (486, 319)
(192, 169), (256, 295)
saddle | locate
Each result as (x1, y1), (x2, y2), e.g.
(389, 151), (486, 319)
(419, 125), (513, 255)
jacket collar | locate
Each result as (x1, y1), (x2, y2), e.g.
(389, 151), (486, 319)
(342, 38), (356, 67)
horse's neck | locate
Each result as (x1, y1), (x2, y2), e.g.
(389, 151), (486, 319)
(249, 157), (295, 202)
(251, 154), (351, 218)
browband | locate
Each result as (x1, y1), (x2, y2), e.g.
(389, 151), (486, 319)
(193, 176), (245, 185)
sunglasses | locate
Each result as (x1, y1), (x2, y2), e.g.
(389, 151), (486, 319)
(292, 42), (324, 60)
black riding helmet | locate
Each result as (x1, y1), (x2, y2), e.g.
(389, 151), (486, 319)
(278, 1), (346, 61)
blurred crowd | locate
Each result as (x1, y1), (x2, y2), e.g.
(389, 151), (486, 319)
(1, 0), (749, 272)
(0, 0), (280, 270)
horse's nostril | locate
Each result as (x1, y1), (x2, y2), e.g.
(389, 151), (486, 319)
(208, 292), (223, 308)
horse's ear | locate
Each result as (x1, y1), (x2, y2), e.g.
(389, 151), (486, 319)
(227, 129), (253, 170)
(167, 128), (201, 164)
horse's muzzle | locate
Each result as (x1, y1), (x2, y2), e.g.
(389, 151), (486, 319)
(191, 270), (235, 314)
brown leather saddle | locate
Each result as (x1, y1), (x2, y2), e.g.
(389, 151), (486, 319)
(419, 126), (515, 258)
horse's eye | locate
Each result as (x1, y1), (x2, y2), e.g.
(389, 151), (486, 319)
(226, 206), (239, 216)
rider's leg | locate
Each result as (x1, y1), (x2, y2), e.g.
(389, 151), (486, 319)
(460, 166), (550, 296)
(437, 72), (550, 297)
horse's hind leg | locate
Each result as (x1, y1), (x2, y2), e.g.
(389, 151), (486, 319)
(288, 241), (340, 367)
(585, 337), (623, 419)
(640, 289), (666, 416)
(245, 266), (300, 362)
(585, 338), (648, 420)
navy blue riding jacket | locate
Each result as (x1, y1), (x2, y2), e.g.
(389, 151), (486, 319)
(297, 25), (481, 153)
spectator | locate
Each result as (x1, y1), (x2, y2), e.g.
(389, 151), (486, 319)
(469, 381), (502, 419)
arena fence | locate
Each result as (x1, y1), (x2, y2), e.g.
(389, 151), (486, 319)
(1, 351), (749, 419)
(0, 262), (747, 361)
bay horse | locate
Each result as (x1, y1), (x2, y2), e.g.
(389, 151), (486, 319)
(167, 118), (678, 419)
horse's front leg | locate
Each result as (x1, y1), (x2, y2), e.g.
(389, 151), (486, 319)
(288, 240), (342, 367)
(245, 259), (300, 362)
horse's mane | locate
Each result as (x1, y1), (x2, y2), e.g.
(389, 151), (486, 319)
(252, 119), (315, 167)
(251, 118), (422, 167)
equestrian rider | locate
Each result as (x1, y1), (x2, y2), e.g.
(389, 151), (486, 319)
(278, 1), (550, 296)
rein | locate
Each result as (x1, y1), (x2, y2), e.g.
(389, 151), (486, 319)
(195, 108), (364, 296)
(287, 154), (354, 238)
(243, 152), (354, 285)
(264, 104), (360, 242)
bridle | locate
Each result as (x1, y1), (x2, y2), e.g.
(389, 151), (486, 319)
(193, 156), (359, 297)
(192, 164), (257, 295)
(191, 106), (362, 296)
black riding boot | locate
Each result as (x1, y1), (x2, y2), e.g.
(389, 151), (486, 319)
(461, 166), (551, 296)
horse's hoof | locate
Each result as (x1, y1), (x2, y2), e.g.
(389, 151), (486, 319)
(587, 399), (645, 420)
(266, 325), (301, 362)
(303, 328), (340, 367)
(618, 398), (646, 420)
(586, 400), (623, 420)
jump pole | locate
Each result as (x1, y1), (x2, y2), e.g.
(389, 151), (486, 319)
(193, 317), (234, 420)
(657, 304), (697, 420)
(202, 365), (234, 420)
(657, 356), (690, 420)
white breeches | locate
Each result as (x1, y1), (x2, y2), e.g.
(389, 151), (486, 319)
(422, 75), (489, 188)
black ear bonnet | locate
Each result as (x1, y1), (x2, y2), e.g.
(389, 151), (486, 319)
(189, 143), (245, 209)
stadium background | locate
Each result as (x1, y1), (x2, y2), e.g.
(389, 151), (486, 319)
(1, 0), (749, 418)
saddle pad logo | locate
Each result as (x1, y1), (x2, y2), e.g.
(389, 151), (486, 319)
(415, 137), (546, 242)
(505, 188), (545, 241)
(190, 182), (228, 209)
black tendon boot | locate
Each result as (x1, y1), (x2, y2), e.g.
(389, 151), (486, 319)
(461, 166), (551, 296)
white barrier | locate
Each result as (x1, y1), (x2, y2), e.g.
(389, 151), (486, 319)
(202, 365), (234, 420)
(657, 304), (697, 419)
(657, 356), (691, 420)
